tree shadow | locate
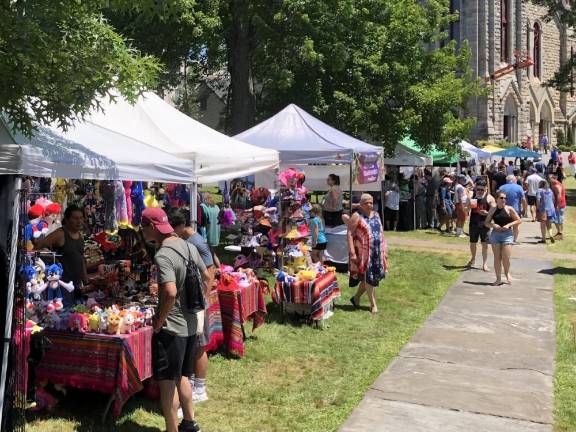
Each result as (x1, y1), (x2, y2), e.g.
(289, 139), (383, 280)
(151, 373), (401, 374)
(539, 267), (576, 276)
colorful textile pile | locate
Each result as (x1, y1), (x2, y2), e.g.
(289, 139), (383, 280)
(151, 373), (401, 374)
(217, 276), (267, 357)
(35, 327), (152, 417)
(203, 289), (224, 353)
(273, 271), (340, 321)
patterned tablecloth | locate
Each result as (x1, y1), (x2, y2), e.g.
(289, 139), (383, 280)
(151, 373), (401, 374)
(216, 279), (267, 357)
(35, 326), (153, 417)
(272, 271), (340, 320)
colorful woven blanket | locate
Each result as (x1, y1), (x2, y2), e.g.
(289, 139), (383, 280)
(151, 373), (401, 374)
(203, 289), (224, 353)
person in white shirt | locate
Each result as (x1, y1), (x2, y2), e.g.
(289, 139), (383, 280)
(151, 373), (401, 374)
(384, 183), (400, 231)
(454, 175), (470, 237)
(525, 168), (543, 222)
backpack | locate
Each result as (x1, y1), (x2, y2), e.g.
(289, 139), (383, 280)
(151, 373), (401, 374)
(162, 243), (205, 313)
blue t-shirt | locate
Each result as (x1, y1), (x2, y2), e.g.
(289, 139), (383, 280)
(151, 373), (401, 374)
(186, 232), (214, 268)
(310, 216), (327, 245)
(498, 183), (524, 213)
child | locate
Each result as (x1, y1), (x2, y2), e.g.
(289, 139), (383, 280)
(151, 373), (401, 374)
(309, 204), (327, 264)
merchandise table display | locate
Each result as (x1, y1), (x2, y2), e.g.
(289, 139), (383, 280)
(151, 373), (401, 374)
(35, 326), (153, 417)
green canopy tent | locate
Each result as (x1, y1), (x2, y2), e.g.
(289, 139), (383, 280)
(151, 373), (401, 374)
(400, 137), (459, 165)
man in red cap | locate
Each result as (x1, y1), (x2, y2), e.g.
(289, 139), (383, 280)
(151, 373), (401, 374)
(141, 207), (210, 432)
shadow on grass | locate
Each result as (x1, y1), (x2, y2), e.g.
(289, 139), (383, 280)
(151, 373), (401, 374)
(443, 264), (470, 272)
(539, 267), (576, 276)
(27, 389), (162, 432)
(463, 281), (497, 286)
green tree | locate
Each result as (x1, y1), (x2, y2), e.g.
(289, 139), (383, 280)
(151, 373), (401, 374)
(0, 0), (161, 136)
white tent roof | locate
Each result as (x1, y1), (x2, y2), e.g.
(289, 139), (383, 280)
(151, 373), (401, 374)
(384, 143), (432, 166)
(459, 140), (491, 160)
(234, 104), (382, 164)
(87, 92), (279, 183)
(0, 118), (195, 183)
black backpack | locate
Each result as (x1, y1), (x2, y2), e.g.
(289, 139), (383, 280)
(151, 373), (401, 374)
(163, 243), (205, 313)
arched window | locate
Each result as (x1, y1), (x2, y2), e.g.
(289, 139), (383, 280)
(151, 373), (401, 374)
(533, 23), (541, 79)
(501, 0), (509, 62)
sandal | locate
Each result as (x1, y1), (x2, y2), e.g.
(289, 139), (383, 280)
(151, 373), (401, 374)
(350, 297), (359, 309)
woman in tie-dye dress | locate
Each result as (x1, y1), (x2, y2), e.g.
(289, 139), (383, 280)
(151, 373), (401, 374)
(343, 194), (388, 314)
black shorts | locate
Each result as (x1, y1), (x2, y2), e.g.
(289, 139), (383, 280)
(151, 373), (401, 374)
(313, 242), (327, 251)
(323, 210), (343, 227)
(384, 207), (399, 223)
(469, 224), (490, 243)
(152, 330), (197, 381)
(527, 195), (537, 206)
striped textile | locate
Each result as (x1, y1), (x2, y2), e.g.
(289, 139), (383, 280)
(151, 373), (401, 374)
(203, 289), (224, 353)
(35, 327), (153, 417)
(273, 271), (340, 321)
(217, 279), (267, 357)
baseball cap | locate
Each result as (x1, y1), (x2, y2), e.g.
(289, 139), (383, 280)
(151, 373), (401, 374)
(141, 208), (174, 234)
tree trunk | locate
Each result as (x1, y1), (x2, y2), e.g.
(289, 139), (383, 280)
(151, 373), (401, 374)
(227, 0), (256, 134)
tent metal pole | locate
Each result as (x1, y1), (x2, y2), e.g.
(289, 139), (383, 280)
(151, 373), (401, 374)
(348, 160), (353, 215)
(190, 158), (198, 228)
(0, 176), (21, 428)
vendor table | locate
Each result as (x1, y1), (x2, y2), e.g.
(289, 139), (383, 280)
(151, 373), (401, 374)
(216, 279), (267, 357)
(35, 326), (153, 418)
(273, 271), (340, 321)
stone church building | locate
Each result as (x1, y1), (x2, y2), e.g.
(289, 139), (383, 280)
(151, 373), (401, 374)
(450, 0), (576, 147)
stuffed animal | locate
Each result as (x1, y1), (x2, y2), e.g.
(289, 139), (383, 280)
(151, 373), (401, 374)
(119, 313), (134, 334)
(43, 264), (74, 301)
(22, 264), (46, 304)
(88, 313), (100, 333)
(46, 299), (63, 313)
(115, 180), (128, 228)
(143, 189), (159, 208)
(107, 313), (121, 335)
(297, 270), (317, 281)
(24, 205), (48, 251)
(46, 311), (62, 330)
(142, 308), (154, 326)
(68, 312), (88, 333)
(98, 311), (108, 333)
(44, 203), (62, 235)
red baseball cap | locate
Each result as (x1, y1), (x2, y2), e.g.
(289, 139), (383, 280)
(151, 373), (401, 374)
(141, 208), (174, 234)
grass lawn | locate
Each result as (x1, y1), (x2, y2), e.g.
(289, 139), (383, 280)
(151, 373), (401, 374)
(553, 259), (576, 432)
(547, 177), (576, 255)
(384, 228), (467, 245)
(27, 249), (464, 432)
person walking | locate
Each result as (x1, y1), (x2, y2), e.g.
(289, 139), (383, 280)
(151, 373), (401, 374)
(484, 192), (522, 285)
(345, 194), (388, 314)
(536, 180), (557, 244)
(525, 168), (543, 222)
(539, 133), (549, 154)
(425, 169), (442, 228)
(384, 183), (400, 231)
(467, 179), (494, 271)
(309, 204), (327, 263)
(322, 174), (343, 227)
(168, 210), (215, 406)
(491, 165), (507, 196)
(414, 174), (427, 229)
(141, 208), (211, 432)
(549, 174), (566, 240)
(498, 175), (526, 243)
(437, 177), (455, 233)
(568, 151), (576, 176)
(454, 175), (470, 238)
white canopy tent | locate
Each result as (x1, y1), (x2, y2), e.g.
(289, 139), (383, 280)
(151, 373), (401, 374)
(234, 103), (382, 165)
(384, 143), (432, 167)
(459, 140), (491, 160)
(87, 92), (279, 184)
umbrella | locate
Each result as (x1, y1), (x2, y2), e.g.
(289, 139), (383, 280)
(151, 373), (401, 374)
(482, 144), (504, 153)
(492, 147), (541, 159)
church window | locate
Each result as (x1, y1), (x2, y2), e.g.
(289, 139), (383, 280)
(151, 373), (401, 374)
(533, 23), (541, 79)
(501, 0), (509, 62)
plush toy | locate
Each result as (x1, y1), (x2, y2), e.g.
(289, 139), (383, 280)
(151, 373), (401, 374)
(143, 189), (159, 208)
(297, 270), (317, 281)
(107, 313), (121, 335)
(123, 180), (133, 225)
(24, 205), (48, 251)
(98, 311), (108, 333)
(119, 313), (134, 334)
(142, 307), (154, 326)
(46, 299), (64, 313)
(88, 313), (100, 333)
(68, 312), (88, 333)
(130, 182), (146, 225)
(46, 311), (63, 330)
(44, 203), (62, 235)
(22, 264), (46, 305)
(43, 264), (74, 301)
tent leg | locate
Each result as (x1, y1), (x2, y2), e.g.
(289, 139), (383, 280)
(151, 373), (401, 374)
(348, 162), (353, 215)
(0, 176), (21, 428)
(190, 182), (198, 229)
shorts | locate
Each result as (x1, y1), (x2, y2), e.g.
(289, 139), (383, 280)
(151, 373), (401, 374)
(527, 195), (537, 206)
(537, 211), (556, 223)
(490, 229), (514, 245)
(385, 207), (399, 224)
(552, 207), (565, 225)
(313, 242), (327, 251)
(469, 224), (490, 243)
(152, 330), (197, 381)
(323, 210), (343, 228)
(455, 203), (467, 224)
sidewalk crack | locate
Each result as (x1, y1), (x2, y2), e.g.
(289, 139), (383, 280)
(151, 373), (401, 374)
(499, 367), (553, 377)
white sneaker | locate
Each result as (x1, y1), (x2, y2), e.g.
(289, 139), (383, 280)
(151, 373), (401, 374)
(193, 390), (209, 403)
(177, 407), (183, 419)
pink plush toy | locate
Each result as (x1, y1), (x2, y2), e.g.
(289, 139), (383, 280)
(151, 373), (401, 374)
(68, 312), (88, 333)
(123, 180), (133, 225)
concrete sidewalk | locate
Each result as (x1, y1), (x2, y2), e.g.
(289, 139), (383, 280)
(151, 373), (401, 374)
(340, 221), (556, 432)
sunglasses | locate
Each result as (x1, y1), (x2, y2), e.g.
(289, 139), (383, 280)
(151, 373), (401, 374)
(498, 196), (507, 200)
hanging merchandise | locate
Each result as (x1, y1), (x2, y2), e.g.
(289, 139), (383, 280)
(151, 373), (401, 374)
(44, 203), (62, 235)
(123, 181), (133, 226)
(131, 181), (146, 225)
(143, 189), (159, 208)
(100, 181), (118, 232)
(24, 205), (48, 251)
(114, 180), (129, 228)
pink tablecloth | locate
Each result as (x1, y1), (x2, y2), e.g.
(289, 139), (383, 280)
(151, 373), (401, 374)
(35, 327), (153, 417)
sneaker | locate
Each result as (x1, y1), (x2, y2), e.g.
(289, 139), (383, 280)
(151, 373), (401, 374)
(179, 419), (202, 432)
(192, 390), (209, 403)
(177, 408), (183, 419)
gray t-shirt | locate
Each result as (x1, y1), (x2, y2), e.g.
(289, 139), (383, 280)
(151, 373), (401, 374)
(155, 237), (207, 337)
(187, 233), (214, 268)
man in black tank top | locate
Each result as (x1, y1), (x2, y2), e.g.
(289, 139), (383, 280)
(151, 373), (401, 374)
(34, 205), (87, 306)
(467, 180), (495, 271)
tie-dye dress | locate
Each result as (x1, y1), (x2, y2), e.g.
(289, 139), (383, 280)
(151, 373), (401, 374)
(350, 212), (388, 286)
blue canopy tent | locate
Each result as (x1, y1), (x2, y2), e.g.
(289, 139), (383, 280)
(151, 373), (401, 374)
(492, 147), (541, 158)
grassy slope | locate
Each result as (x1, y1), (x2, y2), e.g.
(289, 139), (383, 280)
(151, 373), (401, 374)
(553, 259), (576, 432)
(548, 177), (576, 254)
(27, 249), (464, 432)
